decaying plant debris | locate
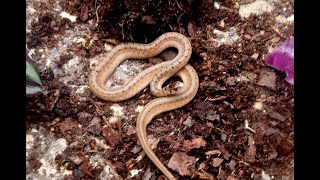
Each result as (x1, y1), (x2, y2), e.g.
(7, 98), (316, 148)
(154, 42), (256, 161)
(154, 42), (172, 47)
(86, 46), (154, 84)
(26, 0), (294, 179)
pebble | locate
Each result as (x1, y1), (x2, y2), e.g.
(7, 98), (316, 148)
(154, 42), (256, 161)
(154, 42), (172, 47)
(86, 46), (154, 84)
(257, 71), (276, 89)
(226, 77), (236, 86)
(243, 34), (252, 41)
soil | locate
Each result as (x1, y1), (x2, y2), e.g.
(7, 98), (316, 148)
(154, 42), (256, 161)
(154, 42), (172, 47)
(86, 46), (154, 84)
(26, 0), (294, 179)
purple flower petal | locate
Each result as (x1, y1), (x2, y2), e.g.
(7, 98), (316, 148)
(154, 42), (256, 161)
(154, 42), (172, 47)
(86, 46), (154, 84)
(266, 36), (294, 85)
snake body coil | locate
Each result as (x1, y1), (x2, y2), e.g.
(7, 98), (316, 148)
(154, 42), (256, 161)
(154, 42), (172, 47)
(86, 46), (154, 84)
(89, 32), (199, 180)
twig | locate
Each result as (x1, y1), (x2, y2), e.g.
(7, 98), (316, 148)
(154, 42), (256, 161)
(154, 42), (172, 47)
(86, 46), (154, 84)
(238, 159), (250, 166)
(205, 96), (227, 101)
(271, 25), (286, 39)
(245, 120), (256, 133)
(96, 5), (101, 23)
(223, 101), (234, 109)
(215, 127), (229, 134)
(174, 0), (183, 11)
(250, 34), (260, 42)
(231, 155), (250, 166)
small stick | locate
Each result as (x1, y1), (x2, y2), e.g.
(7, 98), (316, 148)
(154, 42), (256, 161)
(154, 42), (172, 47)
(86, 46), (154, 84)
(245, 120), (256, 133)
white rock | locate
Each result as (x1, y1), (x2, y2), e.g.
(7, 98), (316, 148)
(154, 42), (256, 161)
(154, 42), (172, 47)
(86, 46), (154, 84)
(287, 15), (294, 22)
(60, 11), (77, 22)
(275, 15), (287, 23)
(253, 102), (264, 110)
(239, 0), (274, 18)
(261, 170), (271, 180)
(135, 105), (144, 113)
(38, 138), (68, 177)
(110, 104), (124, 116)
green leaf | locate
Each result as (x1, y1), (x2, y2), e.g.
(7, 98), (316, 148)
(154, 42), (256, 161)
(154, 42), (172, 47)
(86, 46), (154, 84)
(26, 61), (42, 86)
(26, 85), (43, 96)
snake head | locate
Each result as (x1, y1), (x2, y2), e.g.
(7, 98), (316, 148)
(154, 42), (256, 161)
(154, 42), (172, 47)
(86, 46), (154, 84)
(26, 50), (43, 97)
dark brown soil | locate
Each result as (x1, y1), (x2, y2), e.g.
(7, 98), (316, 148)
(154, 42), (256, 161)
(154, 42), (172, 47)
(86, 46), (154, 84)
(26, 0), (294, 179)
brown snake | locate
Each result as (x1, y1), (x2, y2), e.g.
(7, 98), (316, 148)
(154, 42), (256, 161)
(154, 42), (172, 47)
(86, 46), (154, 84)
(89, 32), (199, 180)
